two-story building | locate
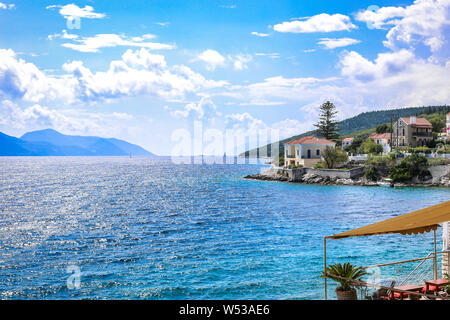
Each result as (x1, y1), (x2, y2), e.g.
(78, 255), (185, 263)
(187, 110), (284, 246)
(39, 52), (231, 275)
(284, 136), (336, 167)
(392, 116), (433, 147)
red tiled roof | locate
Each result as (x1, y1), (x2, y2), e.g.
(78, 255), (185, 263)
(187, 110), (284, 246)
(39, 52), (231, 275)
(343, 137), (354, 142)
(284, 136), (336, 145)
(400, 117), (432, 128)
(370, 133), (392, 140)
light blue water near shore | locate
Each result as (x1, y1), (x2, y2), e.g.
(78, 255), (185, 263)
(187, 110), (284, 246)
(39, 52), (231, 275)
(0, 157), (449, 300)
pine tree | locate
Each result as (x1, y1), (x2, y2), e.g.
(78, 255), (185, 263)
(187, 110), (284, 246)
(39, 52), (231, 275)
(314, 101), (340, 140)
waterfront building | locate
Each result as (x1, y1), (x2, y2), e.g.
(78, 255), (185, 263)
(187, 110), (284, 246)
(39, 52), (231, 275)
(284, 136), (336, 168)
(392, 116), (433, 147)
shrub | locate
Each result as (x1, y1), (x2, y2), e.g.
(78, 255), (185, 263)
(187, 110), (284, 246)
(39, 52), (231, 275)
(323, 147), (349, 169)
(361, 138), (383, 154)
(389, 154), (428, 182)
(314, 162), (325, 169)
(428, 158), (450, 166)
(278, 155), (285, 167)
(412, 146), (431, 154)
(366, 155), (389, 166)
(365, 166), (378, 181)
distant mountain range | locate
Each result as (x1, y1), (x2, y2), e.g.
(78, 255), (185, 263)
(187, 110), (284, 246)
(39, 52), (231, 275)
(241, 105), (450, 158)
(0, 129), (156, 156)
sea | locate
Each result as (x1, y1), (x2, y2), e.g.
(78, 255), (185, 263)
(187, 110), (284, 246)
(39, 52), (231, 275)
(0, 157), (449, 299)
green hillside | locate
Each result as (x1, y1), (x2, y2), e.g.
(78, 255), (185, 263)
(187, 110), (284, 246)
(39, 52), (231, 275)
(241, 105), (450, 158)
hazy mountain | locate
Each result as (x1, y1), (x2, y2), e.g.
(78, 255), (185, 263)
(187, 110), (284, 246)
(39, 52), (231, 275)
(0, 129), (155, 156)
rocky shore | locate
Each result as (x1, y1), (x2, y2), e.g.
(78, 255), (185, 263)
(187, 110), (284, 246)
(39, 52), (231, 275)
(245, 166), (450, 188)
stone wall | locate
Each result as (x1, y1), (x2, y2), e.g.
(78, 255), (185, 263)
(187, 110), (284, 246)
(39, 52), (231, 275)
(428, 165), (450, 183)
(305, 167), (365, 179)
(276, 167), (364, 182)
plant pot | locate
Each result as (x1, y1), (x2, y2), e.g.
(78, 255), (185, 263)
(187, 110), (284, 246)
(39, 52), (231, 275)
(336, 288), (357, 300)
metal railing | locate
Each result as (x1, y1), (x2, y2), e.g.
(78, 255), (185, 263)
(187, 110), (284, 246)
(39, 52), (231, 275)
(412, 132), (432, 137)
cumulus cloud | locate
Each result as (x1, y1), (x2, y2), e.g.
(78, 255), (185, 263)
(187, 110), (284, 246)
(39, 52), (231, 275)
(356, 0), (450, 52)
(231, 54), (252, 70)
(197, 49), (226, 71)
(0, 48), (227, 104)
(46, 4), (105, 19)
(0, 2), (14, 9)
(317, 38), (361, 49)
(274, 13), (357, 33)
(170, 96), (219, 120)
(0, 49), (75, 102)
(59, 33), (173, 53)
(196, 49), (252, 71)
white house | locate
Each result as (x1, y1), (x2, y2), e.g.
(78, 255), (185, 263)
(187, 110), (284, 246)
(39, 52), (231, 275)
(342, 137), (354, 148)
(370, 133), (392, 154)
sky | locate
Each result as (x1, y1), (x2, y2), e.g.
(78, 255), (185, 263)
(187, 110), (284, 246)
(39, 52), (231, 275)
(0, 0), (449, 155)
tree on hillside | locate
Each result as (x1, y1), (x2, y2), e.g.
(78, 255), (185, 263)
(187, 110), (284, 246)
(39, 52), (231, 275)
(361, 138), (383, 154)
(375, 123), (390, 134)
(314, 101), (339, 141)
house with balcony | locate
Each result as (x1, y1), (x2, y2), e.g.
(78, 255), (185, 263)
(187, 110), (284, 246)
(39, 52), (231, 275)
(284, 136), (336, 168)
(392, 116), (433, 147)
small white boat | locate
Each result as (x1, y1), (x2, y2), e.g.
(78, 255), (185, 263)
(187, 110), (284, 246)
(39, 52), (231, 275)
(379, 178), (394, 187)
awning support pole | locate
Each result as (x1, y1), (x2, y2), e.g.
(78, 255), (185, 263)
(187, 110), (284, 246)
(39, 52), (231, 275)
(434, 229), (438, 280)
(324, 237), (327, 300)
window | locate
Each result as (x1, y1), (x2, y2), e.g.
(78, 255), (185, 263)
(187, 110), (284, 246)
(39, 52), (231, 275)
(316, 149), (320, 156)
(402, 128), (405, 136)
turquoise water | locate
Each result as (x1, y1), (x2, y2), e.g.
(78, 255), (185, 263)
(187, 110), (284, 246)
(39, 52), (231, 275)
(0, 157), (449, 299)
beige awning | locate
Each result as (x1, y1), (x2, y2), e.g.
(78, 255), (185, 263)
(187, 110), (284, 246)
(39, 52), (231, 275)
(327, 201), (450, 239)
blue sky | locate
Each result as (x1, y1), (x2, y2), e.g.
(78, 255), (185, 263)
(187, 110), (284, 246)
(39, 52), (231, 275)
(0, 0), (449, 155)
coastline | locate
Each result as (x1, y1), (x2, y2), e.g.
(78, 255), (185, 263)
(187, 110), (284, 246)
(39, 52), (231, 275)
(244, 165), (450, 188)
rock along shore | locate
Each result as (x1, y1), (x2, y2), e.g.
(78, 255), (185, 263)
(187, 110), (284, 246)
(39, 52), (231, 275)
(244, 166), (450, 188)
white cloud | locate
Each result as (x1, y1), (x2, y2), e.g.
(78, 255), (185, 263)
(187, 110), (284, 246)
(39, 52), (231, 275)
(231, 54), (252, 70)
(239, 100), (285, 106)
(0, 49), (75, 102)
(155, 22), (170, 27)
(0, 2), (14, 9)
(356, 0), (450, 52)
(274, 13), (357, 33)
(251, 32), (270, 37)
(196, 49), (252, 71)
(197, 49), (226, 71)
(0, 100), (137, 138)
(48, 29), (79, 40)
(60, 33), (174, 53)
(317, 38), (361, 49)
(340, 49), (416, 81)
(0, 48), (227, 104)
(170, 96), (219, 120)
(46, 4), (105, 19)
(255, 53), (280, 59)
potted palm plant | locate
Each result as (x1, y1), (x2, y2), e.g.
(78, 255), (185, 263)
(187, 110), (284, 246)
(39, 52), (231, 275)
(322, 262), (368, 300)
